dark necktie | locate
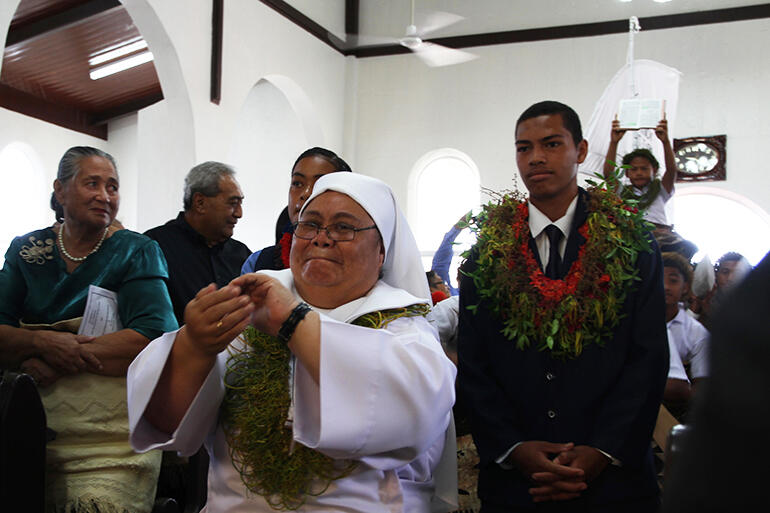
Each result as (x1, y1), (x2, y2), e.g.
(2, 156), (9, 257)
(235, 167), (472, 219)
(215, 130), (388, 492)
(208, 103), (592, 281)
(544, 225), (562, 279)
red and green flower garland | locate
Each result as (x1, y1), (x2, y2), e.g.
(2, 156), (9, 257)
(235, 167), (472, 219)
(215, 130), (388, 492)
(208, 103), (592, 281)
(278, 231), (292, 268)
(464, 180), (652, 359)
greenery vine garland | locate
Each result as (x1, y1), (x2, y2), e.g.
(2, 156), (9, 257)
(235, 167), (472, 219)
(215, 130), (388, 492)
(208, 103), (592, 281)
(620, 177), (663, 211)
(221, 303), (430, 510)
(463, 172), (653, 359)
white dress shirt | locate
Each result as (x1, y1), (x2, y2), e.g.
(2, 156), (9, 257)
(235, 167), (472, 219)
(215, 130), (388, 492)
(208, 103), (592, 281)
(528, 195), (579, 270)
(666, 327), (690, 381)
(667, 305), (710, 379)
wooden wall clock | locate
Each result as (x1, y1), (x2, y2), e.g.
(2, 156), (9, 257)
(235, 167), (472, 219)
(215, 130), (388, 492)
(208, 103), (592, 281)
(673, 135), (726, 182)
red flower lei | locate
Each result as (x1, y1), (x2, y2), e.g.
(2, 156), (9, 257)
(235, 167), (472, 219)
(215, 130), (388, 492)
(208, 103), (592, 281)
(278, 232), (292, 269)
(510, 203), (587, 304)
(465, 187), (652, 358)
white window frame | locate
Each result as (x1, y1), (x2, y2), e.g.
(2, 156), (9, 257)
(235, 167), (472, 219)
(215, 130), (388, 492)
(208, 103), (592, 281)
(407, 148), (481, 270)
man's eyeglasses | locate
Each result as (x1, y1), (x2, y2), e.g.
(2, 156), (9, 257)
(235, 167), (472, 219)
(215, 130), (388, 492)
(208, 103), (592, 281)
(293, 221), (377, 241)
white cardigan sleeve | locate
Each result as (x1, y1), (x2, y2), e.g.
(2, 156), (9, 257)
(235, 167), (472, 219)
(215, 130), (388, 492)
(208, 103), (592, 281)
(292, 314), (456, 469)
(127, 329), (228, 456)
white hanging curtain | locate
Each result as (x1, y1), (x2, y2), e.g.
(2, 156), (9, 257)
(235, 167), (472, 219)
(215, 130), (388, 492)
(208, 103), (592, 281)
(579, 59), (682, 177)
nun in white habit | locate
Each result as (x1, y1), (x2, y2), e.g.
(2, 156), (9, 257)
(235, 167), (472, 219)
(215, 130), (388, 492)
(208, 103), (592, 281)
(127, 173), (458, 512)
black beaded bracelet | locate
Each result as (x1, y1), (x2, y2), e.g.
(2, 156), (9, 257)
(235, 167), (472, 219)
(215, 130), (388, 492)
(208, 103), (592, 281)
(277, 302), (312, 343)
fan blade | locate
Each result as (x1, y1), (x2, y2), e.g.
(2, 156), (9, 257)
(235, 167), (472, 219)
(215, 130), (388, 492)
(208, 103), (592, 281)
(412, 42), (477, 67)
(416, 10), (464, 37)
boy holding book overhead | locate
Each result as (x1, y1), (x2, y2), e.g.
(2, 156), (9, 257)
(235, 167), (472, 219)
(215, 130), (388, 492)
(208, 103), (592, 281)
(602, 115), (677, 230)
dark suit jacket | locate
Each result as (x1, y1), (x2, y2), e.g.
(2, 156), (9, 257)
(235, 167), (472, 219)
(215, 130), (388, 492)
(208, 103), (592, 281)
(458, 188), (669, 510)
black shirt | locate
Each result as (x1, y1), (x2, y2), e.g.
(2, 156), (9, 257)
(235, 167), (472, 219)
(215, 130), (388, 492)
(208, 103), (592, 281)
(145, 212), (251, 324)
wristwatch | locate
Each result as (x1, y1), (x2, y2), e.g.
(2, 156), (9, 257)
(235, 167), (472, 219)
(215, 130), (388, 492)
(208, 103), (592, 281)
(277, 302), (312, 343)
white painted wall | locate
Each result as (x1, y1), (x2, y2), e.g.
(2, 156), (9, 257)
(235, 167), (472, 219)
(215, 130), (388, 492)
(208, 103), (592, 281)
(107, 113), (139, 230)
(0, 107), (141, 233)
(127, 0), (349, 248)
(0, 107), (108, 224)
(2, 2), (769, 259)
(228, 79), (308, 250)
(352, 19), (770, 222)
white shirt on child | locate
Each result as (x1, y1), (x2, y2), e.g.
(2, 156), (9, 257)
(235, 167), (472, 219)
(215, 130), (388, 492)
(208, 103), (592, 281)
(620, 181), (672, 226)
(666, 327), (689, 381)
(667, 304), (710, 379)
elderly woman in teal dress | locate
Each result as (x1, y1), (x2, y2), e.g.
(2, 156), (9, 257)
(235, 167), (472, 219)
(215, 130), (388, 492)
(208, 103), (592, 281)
(0, 146), (177, 513)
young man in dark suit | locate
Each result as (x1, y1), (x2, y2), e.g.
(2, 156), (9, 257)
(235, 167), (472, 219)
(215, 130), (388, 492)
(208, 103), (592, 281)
(458, 101), (669, 512)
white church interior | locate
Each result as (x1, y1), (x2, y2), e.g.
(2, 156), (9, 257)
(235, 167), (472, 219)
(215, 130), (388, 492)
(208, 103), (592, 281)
(2, 1), (770, 512)
(1, 0), (769, 269)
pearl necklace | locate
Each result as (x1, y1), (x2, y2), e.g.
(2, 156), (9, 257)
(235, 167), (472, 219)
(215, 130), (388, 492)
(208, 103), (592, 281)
(57, 224), (108, 262)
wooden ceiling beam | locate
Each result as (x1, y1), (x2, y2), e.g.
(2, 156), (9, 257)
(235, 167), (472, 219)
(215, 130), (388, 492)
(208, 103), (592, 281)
(352, 3), (770, 57)
(345, 0), (359, 37)
(210, 0), (223, 104)
(5, 0), (121, 47)
(0, 83), (107, 139)
(91, 91), (163, 124)
(258, 0), (347, 54)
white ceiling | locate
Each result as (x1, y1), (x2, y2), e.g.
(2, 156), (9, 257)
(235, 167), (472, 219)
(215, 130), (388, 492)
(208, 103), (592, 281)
(286, 0), (767, 41)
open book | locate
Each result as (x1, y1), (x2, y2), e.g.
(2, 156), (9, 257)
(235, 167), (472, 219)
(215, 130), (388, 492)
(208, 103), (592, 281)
(617, 98), (665, 129)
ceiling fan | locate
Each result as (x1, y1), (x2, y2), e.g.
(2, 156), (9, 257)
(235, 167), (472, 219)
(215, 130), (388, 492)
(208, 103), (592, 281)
(347, 0), (477, 67)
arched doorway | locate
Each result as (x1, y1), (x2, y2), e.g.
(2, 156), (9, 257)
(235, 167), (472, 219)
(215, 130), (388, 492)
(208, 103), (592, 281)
(229, 76), (323, 251)
(669, 187), (770, 265)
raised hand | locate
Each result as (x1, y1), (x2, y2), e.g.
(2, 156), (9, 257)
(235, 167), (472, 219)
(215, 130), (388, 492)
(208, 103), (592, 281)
(655, 118), (670, 144)
(179, 283), (255, 358)
(610, 118), (628, 144)
(231, 273), (298, 337)
(456, 210), (473, 229)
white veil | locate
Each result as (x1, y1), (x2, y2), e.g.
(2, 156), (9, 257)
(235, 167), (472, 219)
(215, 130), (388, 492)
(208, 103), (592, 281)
(299, 173), (431, 303)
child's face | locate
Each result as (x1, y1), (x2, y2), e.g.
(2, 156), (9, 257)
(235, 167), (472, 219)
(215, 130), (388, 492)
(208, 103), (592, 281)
(625, 156), (655, 189)
(663, 267), (689, 307)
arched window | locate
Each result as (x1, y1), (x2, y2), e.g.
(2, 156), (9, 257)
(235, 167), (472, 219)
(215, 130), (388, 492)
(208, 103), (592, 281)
(0, 143), (49, 265)
(668, 187), (770, 265)
(408, 149), (480, 283)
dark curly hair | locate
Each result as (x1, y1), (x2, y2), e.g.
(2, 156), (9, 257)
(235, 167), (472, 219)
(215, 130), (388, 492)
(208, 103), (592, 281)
(662, 251), (694, 285)
(622, 148), (659, 171)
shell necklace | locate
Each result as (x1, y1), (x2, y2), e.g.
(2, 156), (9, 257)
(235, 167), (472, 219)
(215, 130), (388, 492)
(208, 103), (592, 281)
(57, 224), (108, 262)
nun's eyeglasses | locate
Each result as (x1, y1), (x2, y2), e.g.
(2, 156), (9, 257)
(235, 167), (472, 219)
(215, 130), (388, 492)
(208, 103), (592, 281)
(293, 221), (377, 241)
